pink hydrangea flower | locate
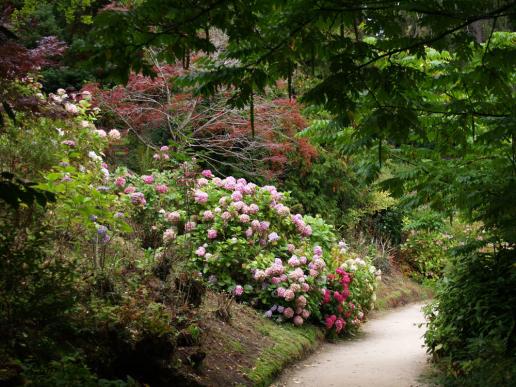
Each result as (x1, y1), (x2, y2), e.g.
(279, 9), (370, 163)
(197, 177), (209, 187)
(251, 219), (261, 230)
(254, 270), (266, 281)
(283, 307), (295, 319)
(302, 225), (313, 237)
(296, 295), (307, 308)
(108, 129), (121, 140)
(194, 190), (208, 204)
(299, 256), (307, 265)
(245, 227), (253, 238)
(203, 210), (214, 221)
(166, 211), (181, 223)
(163, 228), (176, 243)
(207, 229), (217, 239)
(160, 145), (169, 152)
(232, 201), (245, 211)
(267, 232), (280, 243)
(309, 269), (318, 277)
(248, 203), (259, 214)
(239, 214), (250, 223)
(271, 277), (281, 285)
(142, 175), (154, 184)
(234, 285), (244, 296)
(260, 221), (270, 231)
(293, 315), (304, 326)
(201, 169), (214, 178)
(284, 289), (295, 301)
(313, 245), (323, 256)
(221, 211), (232, 221)
(124, 186), (136, 194)
(155, 184), (168, 194)
(288, 255), (300, 267)
(115, 176), (126, 187)
(95, 129), (107, 138)
(290, 283), (301, 293)
(231, 191), (243, 201)
(195, 246), (206, 256)
(301, 283), (310, 292)
(276, 287), (286, 298)
(184, 221), (196, 232)
(301, 309), (310, 319)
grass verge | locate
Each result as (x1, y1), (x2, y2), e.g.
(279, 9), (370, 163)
(246, 321), (324, 386)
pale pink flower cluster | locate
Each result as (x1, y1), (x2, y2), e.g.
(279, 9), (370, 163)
(166, 211), (181, 223)
(155, 184), (168, 194)
(194, 190), (208, 204)
(153, 145), (170, 160)
(108, 129), (121, 140)
(291, 214), (312, 237)
(163, 228), (176, 243)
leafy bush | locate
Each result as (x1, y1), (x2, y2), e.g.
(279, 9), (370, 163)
(424, 248), (516, 386)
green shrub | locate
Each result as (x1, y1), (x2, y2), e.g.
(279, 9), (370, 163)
(424, 248), (516, 386)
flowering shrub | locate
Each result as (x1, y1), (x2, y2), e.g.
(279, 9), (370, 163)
(319, 243), (381, 336)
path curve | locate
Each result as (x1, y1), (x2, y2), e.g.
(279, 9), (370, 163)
(274, 303), (429, 387)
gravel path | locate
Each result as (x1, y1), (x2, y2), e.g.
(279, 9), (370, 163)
(274, 303), (429, 387)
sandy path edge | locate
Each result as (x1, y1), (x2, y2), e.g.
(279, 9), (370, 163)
(273, 303), (430, 387)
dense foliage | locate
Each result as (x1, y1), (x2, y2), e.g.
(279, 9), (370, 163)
(1, 1), (515, 385)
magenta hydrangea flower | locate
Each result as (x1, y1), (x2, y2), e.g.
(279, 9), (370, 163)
(234, 285), (244, 296)
(155, 184), (168, 194)
(142, 175), (154, 184)
(207, 229), (217, 239)
(194, 190), (209, 204)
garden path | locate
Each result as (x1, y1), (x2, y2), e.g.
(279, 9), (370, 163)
(274, 303), (429, 387)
